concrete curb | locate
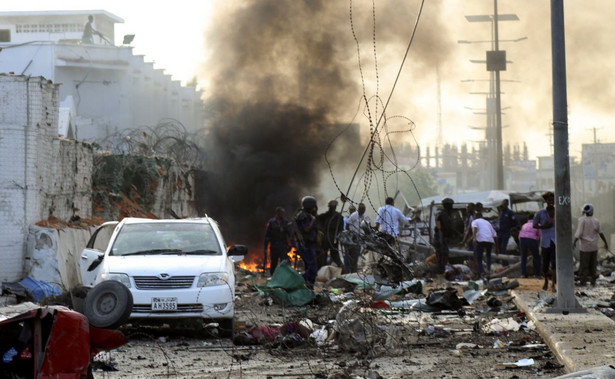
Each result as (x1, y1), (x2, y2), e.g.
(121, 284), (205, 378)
(512, 289), (615, 373)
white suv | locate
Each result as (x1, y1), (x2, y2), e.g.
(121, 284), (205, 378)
(79, 217), (245, 336)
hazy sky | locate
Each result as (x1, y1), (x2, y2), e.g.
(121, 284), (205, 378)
(6, 0), (613, 161)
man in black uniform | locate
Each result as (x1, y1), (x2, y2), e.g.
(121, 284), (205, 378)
(316, 200), (344, 269)
(293, 196), (319, 289)
(263, 206), (290, 275)
(434, 198), (455, 274)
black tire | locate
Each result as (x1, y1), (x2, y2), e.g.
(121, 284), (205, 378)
(84, 281), (133, 329)
(218, 318), (235, 339)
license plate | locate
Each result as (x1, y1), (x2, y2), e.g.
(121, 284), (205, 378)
(151, 297), (177, 311)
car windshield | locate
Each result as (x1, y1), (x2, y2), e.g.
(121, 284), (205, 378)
(110, 222), (223, 257)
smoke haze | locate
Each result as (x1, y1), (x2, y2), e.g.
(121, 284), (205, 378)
(197, 0), (615, 249)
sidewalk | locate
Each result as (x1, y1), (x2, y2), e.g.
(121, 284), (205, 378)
(512, 289), (615, 374)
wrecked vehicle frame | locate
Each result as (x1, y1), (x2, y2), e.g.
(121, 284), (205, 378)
(400, 190), (548, 263)
(0, 302), (127, 378)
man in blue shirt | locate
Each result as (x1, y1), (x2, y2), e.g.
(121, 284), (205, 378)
(533, 192), (556, 292)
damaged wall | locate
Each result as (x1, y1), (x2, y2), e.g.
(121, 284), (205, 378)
(92, 154), (197, 220)
(0, 75), (94, 282)
(45, 139), (93, 221)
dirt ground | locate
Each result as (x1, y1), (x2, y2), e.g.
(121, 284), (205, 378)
(86, 269), (615, 379)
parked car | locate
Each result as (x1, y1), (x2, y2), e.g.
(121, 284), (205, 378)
(79, 217), (246, 337)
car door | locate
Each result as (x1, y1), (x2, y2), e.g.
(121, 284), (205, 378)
(80, 222), (118, 287)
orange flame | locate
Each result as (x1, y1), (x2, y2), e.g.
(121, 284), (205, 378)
(236, 247), (302, 273)
(238, 260), (264, 272)
(288, 247), (299, 261)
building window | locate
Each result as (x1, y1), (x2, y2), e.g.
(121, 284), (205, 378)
(15, 23), (82, 33)
(0, 29), (10, 42)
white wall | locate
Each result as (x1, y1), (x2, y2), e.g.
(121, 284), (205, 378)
(0, 75), (93, 282)
(0, 75), (56, 281)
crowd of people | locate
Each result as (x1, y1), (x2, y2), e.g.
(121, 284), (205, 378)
(263, 195), (414, 289)
(263, 191), (609, 292)
(450, 191), (609, 292)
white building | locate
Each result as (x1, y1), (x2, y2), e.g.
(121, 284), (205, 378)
(0, 10), (204, 141)
(536, 156), (554, 191)
(582, 143), (615, 196)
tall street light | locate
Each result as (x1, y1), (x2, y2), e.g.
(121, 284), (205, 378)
(464, 2), (521, 189)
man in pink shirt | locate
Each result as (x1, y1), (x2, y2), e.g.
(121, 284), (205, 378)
(573, 204), (609, 286)
(518, 213), (541, 278)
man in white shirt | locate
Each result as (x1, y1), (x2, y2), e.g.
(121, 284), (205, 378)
(471, 212), (499, 279)
(375, 197), (411, 243)
(344, 203), (369, 273)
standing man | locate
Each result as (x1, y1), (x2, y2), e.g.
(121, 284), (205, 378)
(433, 198), (455, 274)
(497, 199), (517, 261)
(573, 203), (608, 286)
(343, 204), (356, 231)
(293, 196), (319, 289)
(472, 212), (498, 279)
(534, 191), (556, 292)
(460, 203), (476, 251)
(263, 206), (290, 276)
(375, 197), (411, 245)
(81, 15), (102, 44)
(316, 200), (344, 268)
(344, 203), (368, 273)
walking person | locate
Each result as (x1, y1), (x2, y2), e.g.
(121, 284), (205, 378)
(471, 212), (498, 279)
(573, 203), (609, 286)
(518, 213), (541, 278)
(263, 206), (291, 276)
(534, 191), (556, 292)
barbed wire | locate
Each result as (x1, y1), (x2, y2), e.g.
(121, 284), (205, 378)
(93, 118), (207, 169)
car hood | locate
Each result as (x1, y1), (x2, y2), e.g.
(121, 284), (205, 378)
(104, 254), (229, 276)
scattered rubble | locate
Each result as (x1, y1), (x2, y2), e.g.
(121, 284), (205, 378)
(3, 243), (615, 377)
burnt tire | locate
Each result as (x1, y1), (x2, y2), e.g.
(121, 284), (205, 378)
(84, 281), (133, 329)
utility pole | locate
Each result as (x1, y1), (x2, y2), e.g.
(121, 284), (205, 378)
(549, 0), (583, 313)
(463, 4), (520, 190)
(493, 0), (504, 190)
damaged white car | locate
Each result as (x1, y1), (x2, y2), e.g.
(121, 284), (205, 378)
(79, 217), (246, 337)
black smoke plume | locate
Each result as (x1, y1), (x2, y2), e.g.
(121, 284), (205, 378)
(197, 0), (450, 254)
(196, 0), (360, 253)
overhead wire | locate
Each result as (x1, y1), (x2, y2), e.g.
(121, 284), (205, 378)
(341, 0), (427, 213)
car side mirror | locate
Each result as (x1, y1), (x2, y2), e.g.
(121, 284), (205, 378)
(228, 244), (248, 256)
(87, 253), (104, 272)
